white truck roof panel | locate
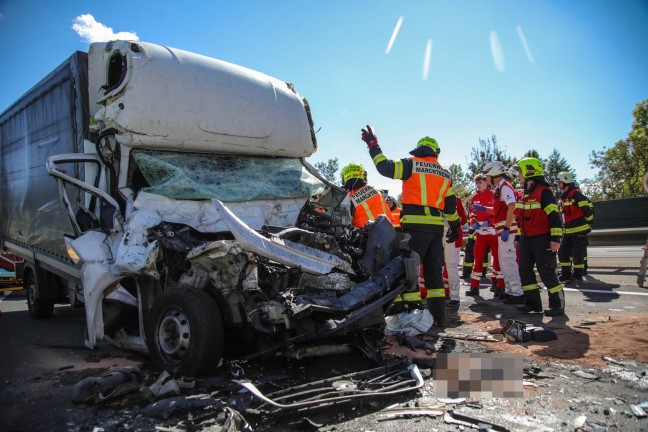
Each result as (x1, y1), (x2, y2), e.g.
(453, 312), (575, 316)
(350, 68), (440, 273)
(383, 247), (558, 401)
(89, 41), (317, 157)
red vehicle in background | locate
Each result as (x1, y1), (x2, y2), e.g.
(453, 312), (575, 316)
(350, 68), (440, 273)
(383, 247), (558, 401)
(0, 251), (23, 290)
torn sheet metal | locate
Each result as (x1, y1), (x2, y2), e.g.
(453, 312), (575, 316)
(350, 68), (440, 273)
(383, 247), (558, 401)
(113, 210), (161, 276)
(234, 363), (423, 412)
(384, 309), (434, 336)
(213, 198), (352, 275)
(143, 395), (224, 419)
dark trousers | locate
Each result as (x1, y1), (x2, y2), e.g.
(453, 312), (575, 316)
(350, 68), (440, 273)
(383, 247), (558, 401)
(408, 230), (445, 322)
(558, 235), (587, 278)
(518, 234), (565, 310)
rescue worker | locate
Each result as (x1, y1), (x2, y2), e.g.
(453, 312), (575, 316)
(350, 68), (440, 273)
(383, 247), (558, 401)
(514, 157), (565, 316)
(466, 174), (505, 297)
(340, 162), (393, 229)
(481, 161), (524, 303)
(443, 195), (467, 310)
(360, 125), (460, 327)
(462, 177), (491, 281)
(555, 171), (594, 285)
(386, 196), (402, 229)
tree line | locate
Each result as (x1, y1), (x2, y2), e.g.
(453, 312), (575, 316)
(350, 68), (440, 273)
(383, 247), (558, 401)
(313, 99), (648, 203)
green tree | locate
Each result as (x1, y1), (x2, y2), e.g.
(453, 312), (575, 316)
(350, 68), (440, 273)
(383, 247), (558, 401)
(466, 135), (516, 178)
(448, 163), (472, 200)
(313, 158), (339, 183)
(544, 148), (575, 195)
(589, 99), (648, 199)
(579, 177), (606, 202)
(522, 149), (543, 160)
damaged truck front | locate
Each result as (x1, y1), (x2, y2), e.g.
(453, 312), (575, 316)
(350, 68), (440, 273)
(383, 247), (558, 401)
(1, 41), (419, 375)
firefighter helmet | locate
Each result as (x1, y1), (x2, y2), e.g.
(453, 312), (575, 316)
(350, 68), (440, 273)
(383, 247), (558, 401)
(341, 163), (366, 183)
(482, 161), (506, 177)
(555, 171), (574, 184)
(416, 136), (440, 154)
(517, 157), (545, 178)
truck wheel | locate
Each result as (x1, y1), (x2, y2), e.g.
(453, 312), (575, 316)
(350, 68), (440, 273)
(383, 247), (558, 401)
(25, 272), (54, 319)
(145, 288), (224, 375)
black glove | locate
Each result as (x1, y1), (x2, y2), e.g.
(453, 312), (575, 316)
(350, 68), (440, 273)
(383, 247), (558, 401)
(361, 125), (378, 149)
(445, 226), (460, 244)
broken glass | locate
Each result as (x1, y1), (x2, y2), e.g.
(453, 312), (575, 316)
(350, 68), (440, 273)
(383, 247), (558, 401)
(131, 150), (324, 202)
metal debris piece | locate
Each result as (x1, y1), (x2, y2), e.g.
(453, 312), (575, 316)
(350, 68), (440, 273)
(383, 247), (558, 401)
(585, 419), (608, 432)
(523, 367), (554, 380)
(602, 356), (625, 366)
(141, 371), (181, 402)
(445, 410), (511, 431)
(629, 404), (648, 418)
(438, 398), (467, 404)
(234, 362), (423, 412)
(437, 332), (504, 342)
(142, 395), (224, 419)
(72, 366), (143, 404)
(573, 415), (587, 429)
(377, 407), (444, 420)
(280, 343), (353, 359)
(571, 370), (600, 381)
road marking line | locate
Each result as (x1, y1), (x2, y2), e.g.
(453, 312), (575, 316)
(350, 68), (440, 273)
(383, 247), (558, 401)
(564, 287), (648, 296)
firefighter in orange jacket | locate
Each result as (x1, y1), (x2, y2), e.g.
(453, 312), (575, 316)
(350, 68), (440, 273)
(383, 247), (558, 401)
(385, 196), (402, 229)
(340, 163), (393, 229)
(514, 157), (565, 316)
(360, 125), (460, 327)
(556, 171), (594, 285)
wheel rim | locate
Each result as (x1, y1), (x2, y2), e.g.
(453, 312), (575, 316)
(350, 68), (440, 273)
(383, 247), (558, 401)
(157, 306), (191, 363)
(27, 277), (36, 309)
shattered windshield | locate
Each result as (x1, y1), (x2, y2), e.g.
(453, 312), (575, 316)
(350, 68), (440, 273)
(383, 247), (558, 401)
(131, 150), (324, 202)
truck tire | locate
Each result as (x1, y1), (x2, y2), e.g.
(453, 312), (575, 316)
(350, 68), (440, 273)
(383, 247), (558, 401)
(25, 272), (55, 319)
(145, 288), (224, 376)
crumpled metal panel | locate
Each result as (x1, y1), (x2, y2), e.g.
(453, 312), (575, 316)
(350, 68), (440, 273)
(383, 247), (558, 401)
(212, 199), (354, 275)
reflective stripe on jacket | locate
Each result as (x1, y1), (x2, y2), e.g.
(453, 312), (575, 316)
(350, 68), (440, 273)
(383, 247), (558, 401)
(349, 185), (393, 229)
(390, 207), (402, 228)
(402, 157), (453, 209)
(518, 184), (562, 237)
(561, 187), (592, 235)
(493, 179), (519, 235)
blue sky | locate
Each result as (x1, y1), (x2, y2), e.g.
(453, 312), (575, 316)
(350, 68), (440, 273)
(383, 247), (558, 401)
(1, 0), (647, 195)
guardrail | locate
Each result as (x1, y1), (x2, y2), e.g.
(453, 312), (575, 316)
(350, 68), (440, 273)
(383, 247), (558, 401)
(588, 227), (648, 247)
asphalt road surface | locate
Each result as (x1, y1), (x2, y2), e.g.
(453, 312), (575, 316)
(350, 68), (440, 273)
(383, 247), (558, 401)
(0, 246), (646, 431)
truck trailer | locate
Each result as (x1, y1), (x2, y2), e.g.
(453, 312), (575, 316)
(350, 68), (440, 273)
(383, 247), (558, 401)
(0, 41), (418, 375)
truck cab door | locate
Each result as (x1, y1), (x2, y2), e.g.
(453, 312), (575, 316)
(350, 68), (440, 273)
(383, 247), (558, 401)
(46, 153), (124, 237)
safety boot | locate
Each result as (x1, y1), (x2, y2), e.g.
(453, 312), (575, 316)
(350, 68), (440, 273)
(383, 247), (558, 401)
(503, 294), (525, 305)
(466, 287), (480, 296)
(426, 298), (446, 328)
(446, 299), (460, 311)
(544, 290), (565, 317)
(558, 272), (572, 283)
(517, 289), (543, 313)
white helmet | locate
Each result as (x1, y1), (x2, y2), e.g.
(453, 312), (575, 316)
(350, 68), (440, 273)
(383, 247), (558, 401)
(555, 171), (574, 184)
(507, 165), (521, 178)
(482, 161), (506, 177)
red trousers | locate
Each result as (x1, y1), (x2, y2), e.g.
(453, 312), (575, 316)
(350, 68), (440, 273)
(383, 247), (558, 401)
(470, 233), (505, 289)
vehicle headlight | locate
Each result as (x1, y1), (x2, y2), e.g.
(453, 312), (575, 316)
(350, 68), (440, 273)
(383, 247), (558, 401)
(65, 236), (80, 265)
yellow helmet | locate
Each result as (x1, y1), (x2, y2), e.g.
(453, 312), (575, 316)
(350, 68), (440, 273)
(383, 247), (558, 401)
(555, 171), (574, 184)
(416, 136), (440, 153)
(517, 157), (544, 178)
(341, 162), (366, 183)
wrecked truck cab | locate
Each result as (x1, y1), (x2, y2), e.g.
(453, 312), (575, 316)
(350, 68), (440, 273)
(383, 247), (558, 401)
(45, 40), (419, 375)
